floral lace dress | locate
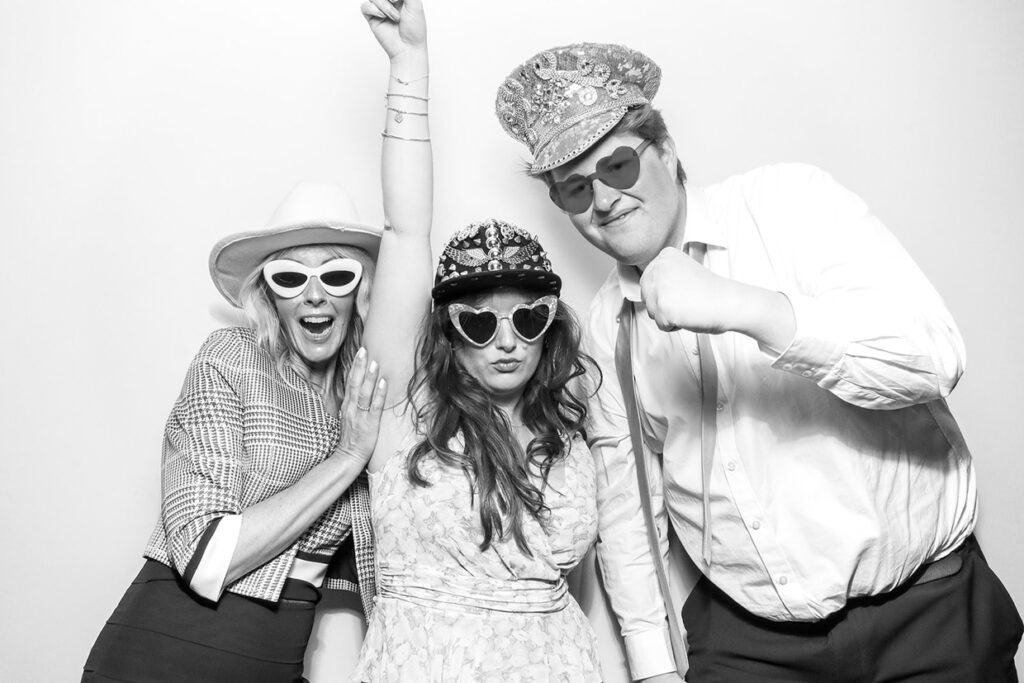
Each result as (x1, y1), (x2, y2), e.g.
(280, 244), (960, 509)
(353, 431), (601, 682)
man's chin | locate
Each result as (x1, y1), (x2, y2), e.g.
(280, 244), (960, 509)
(608, 246), (658, 269)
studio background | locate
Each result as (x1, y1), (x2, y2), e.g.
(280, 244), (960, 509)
(1, 0), (1021, 680)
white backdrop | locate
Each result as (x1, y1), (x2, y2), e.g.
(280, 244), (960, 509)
(1, 1), (1021, 680)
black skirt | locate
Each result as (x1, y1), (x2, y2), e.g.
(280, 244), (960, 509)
(83, 560), (321, 683)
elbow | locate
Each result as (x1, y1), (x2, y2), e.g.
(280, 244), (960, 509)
(936, 338), (966, 398)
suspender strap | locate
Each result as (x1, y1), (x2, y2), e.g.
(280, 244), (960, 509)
(615, 299), (687, 675)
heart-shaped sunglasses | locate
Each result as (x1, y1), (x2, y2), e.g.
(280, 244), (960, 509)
(262, 258), (363, 299)
(448, 295), (558, 347)
(548, 139), (654, 214)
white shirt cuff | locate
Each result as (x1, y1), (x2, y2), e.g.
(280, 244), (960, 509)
(769, 290), (845, 383)
(624, 626), (677, 680)
(189, 514), (242, 601)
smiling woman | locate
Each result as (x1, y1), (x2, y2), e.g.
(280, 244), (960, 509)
(81, 182), (387, 683)
(239, 244), (374, 399)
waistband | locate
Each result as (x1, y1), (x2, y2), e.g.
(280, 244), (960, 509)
(378, 568), (568, 614)
(902, 533), (975, 590)
(137, 559), (321, 603)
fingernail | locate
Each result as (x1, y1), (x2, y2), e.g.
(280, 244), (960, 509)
(369, 360), (378, 372)
(378, 378), (387, 388)
(356, 347), (366, 358)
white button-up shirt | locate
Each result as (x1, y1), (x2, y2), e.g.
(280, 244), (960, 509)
(585, 164), (977, 679)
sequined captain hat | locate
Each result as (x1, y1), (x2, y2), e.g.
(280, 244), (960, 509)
(495, 42), (661, 174)
(431, 219), (561, 304)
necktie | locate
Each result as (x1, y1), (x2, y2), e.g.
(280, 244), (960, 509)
(687, 242), (719, 566)
(612, 243), (720, 671)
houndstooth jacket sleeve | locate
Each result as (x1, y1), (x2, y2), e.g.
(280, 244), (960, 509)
(145, 327), (375, 608)
(159, 330), (245, 580)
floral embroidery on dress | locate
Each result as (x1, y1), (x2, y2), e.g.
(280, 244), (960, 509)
(353, 433), (600, 682)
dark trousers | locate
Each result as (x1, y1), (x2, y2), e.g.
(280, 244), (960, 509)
(683, 537), (1023, 682)
(83, 560), (320, 683)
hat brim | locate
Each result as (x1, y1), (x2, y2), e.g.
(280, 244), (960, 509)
(210, 220), (382, 307)
(529, 107), (629, 175)
(431, 270), (562, 305)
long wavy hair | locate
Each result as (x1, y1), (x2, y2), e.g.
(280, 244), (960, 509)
(237, 243), (375, 404)
(406, 288), (600, 555)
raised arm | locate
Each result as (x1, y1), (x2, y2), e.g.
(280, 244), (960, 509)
(359, 0), (434, 461)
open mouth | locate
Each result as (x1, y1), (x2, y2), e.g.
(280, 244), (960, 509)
(299, 315), (335, 337)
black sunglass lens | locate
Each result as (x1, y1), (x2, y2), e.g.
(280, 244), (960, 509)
(512, 304), (551, 340)
(458, 311), (498, 344)
(598, 147), (641, 189)
(320, 270), (356, 287)
(271, 272), (307, 288)
(551, 176), (593, 214)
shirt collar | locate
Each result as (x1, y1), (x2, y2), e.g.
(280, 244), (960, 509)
(615, 185), (725, 302)
(680, 185), (725, 252)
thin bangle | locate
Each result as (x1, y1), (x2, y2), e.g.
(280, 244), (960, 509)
(381, 131), (430, 142)
(387, 107), (428, 123)
(391, 73), (429, 86)
(386, 107), (427, 115)
(386, 92), (428, 102)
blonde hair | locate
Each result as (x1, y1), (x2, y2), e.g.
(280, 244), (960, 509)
(238, 244), (375, 403)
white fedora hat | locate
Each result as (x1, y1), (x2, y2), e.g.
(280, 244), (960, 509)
(209, 181), (382, 307)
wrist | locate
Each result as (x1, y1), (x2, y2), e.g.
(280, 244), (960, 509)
(332, 446), (371, 469)
(390, 49), (429, 75)
(728, 283), (795, 351)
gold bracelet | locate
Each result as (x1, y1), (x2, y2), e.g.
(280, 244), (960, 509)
(387, 107), (428, 123)
(385, 92), (429, 102)
(391, 73), (429, 86)
(381, 131), (430, 142)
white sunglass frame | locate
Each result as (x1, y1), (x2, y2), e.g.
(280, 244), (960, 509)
(262, 257), (364, 299)
(447, 295), (559, 348)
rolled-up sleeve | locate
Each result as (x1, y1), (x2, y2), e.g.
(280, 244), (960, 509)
(585, 305), (677, 680)
(160, 333), (245, 597)
(753, 164), (965, 409)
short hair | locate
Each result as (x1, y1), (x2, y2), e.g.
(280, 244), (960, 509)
(611, 104), (686, 187)
(538, 104), (686, 188)
(237, 244), (375, 402)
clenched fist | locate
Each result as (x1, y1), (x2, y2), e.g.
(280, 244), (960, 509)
(639, 246), (796, 349)
(639, 247), (736, 334)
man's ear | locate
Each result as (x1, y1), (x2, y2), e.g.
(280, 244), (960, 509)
(657, 136), (679, 182)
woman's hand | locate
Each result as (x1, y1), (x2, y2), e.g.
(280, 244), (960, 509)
(334, 348), (387, 466)
(361, 0), (427, 63)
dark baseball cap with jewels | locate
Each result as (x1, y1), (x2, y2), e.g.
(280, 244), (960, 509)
(431, 219), (561, 304)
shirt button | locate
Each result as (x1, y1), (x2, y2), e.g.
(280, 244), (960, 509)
(779, 576), (788, 586)
(801, 370), (812, 378)
(783, 363), (793, 371)
(716, 401), (725, 412)
(751, 520), (760, 530)
(692, 347), (700, 356)
(727, 461), (736, 471)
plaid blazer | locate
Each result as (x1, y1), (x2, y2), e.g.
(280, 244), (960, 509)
(144, 327), (375, 615)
